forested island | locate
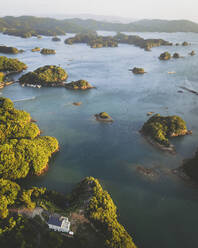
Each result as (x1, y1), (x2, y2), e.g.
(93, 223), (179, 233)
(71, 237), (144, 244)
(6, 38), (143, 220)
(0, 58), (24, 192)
(19, 65), (67, 87)
(0, 97), (137, 248)
(1, 16), (198, 38)
(65, 32), (172, 50)
(141, 114), (192, 153)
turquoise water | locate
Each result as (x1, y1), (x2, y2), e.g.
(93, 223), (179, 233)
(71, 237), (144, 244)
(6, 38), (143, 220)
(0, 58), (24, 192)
(1, 31), (198, 247)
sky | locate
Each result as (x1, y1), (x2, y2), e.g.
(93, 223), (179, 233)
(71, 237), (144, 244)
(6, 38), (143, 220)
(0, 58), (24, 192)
(0, 0), (197, 22)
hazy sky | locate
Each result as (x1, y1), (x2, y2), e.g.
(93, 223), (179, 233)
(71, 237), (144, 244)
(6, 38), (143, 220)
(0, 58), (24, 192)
(0, 0), (197, 22)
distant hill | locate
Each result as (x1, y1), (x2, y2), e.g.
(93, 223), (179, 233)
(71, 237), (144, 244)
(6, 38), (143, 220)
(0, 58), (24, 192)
(0, 16), (198, 38)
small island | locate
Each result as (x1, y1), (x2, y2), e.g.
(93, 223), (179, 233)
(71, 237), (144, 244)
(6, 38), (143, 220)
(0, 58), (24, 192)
(31, 47), (40, 52)
(40, 48), (56, 55)
(0, 56), (27, 73)
(130, 67), (146, 74)
(65, 32), (172, 50)
(0, 45), (19, 54)
(189, 50), (196, 56)
(140, 114), (192, 153)
(65, 32), (118, 48)
(173, 52), (180, 59)
(52, 36), (61, 42)
(0, 97), (59, 180)
(19, 65), (68, 87)
(159, 52), (171, 60)
(65, 79), (94, 90)
(95, 112), (113, 122)
(182, 41), (189, 46)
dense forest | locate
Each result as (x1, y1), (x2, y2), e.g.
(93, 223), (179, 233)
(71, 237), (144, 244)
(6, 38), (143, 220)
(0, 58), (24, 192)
(0, 16), (198, 38)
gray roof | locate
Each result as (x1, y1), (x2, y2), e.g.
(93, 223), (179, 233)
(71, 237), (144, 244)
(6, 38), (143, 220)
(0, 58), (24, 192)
(48, 216), (62, 227)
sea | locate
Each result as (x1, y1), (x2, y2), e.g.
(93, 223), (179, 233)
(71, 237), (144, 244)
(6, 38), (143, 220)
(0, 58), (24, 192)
(1, 31), (198, 248)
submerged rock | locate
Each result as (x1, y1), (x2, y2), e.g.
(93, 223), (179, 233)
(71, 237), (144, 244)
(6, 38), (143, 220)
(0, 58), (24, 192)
(95, 112), (113, 122)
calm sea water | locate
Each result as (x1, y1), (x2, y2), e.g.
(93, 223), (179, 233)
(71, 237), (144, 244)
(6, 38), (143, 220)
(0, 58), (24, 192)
(1, 31), (198, 248)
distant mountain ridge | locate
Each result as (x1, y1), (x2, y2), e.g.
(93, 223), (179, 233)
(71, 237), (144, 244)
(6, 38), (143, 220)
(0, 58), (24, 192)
(0, 16), (198, 37)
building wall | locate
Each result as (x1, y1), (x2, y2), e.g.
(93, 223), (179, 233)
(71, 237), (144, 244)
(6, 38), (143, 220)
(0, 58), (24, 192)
(48, 224), (69, 233)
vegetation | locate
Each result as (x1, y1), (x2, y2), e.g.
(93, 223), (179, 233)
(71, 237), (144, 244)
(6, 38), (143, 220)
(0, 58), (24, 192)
(0, 46), (19, 54)
(0, 214), (80, 248)
(189, 50), (195, 56)
(0, 97), (59, 180)
(182, 41), (189, 46)
(88, 36), (118, 48)
(141, 114), (189, 147)
(52, 37), (61, 42)
(65, 79), (93, 90)
(40, 48), (56, 55)
(19, 65), (68, 86)
(65, 31), (97, 45)
(95, 112), (113, 122)
(0, 72), (5, 82)
(173, 53), (180, 59)
(3, 29), (34, 38)
(1, 16), (198, 37)
(114, 33), (172, 50)
(31, 47), (40, 52)
(0, 56), (27, 72)
(70, 177), (137, 248)
(131, 67), (145, 74)
(159, 52), (171, 60)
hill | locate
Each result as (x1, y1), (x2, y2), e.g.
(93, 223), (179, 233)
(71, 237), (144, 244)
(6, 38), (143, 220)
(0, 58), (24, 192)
(0, 16), (198, 37)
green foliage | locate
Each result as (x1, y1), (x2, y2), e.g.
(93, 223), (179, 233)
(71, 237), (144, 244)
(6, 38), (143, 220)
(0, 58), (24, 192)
(0, 72), (4, 82)
(0, 46), (19, 54)
(173, 53), (180, 58)
(73, 177), (137, 248)
(40, 48), (56, 55)
(0, 178), (20, 218)
(65, 32), (118, 48)
(52, 37), (61, 42)
(0, 214), (80, 248)
(0, 97), (59, 180)
(159, 52), (171, 60)
(20, 187), (46, 209)
(65, 79), (93, 90)
(99, 112), (111, 119)
(0, 56), (27, 72)
(19, 65), (68, 86)
(141, 114), (187, 146)
(31, 47), (40, 52)
(114, 33), (172, 50)
(131, 67), (145, 74)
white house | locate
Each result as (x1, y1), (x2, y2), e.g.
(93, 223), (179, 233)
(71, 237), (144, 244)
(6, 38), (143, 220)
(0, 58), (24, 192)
(48, 216), (72, 234)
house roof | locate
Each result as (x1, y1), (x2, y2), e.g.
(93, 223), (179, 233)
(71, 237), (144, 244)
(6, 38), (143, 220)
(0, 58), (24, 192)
(48, 216), (62, 227)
